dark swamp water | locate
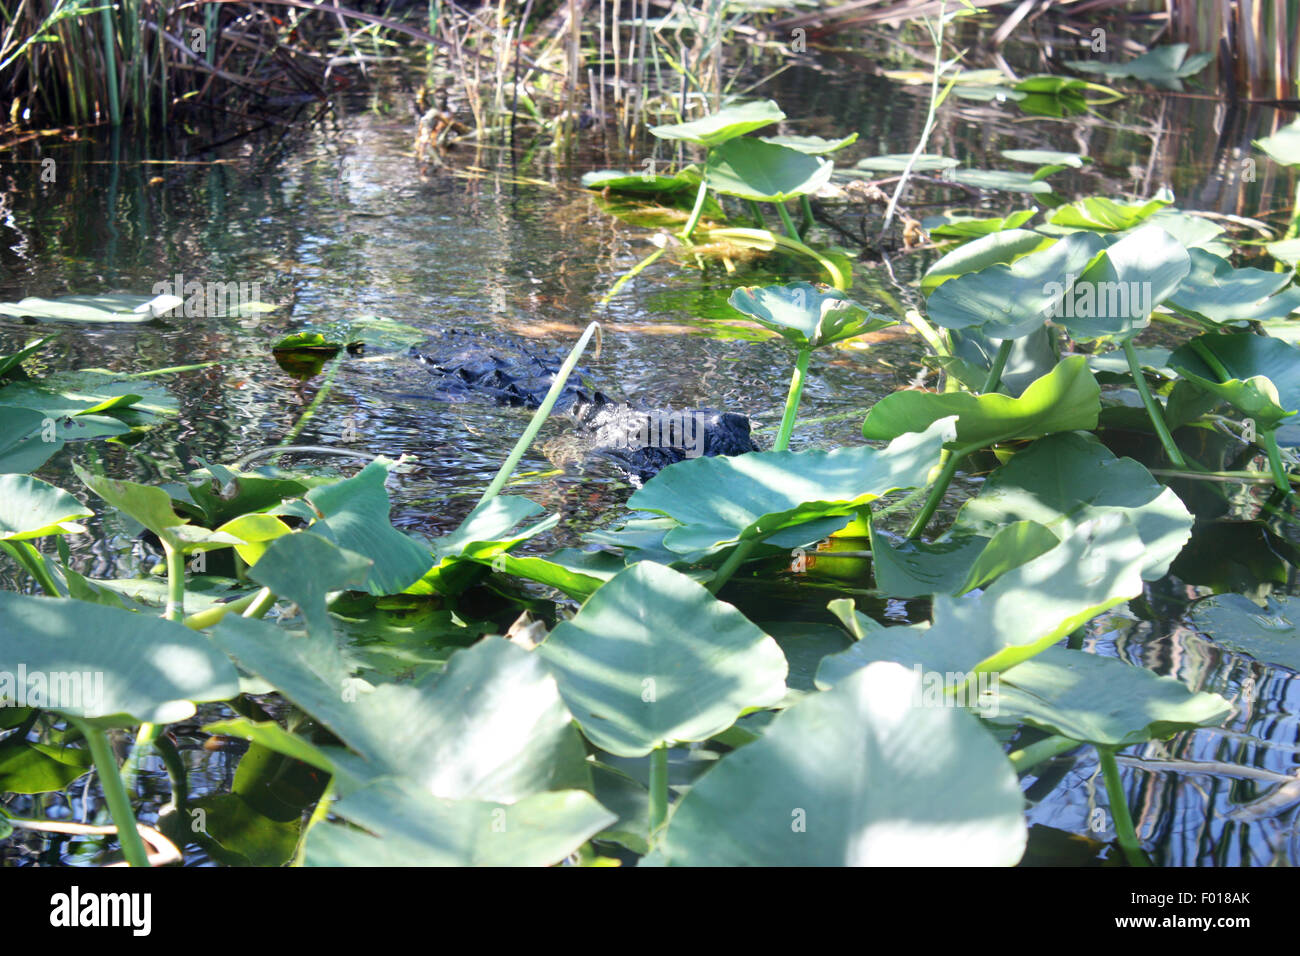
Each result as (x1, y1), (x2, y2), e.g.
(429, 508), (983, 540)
(3, 28), (1300, 865)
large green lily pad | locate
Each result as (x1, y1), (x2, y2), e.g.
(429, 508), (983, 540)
(952, 432), (1193, 580)
(656, 661), (1026, 866)
(538, 562), (787, 757)
(705, 138), (834, 202)
(630, 418), (951, 557)
(0, 593), (240, 724)
(862, 356), (1100, 448)
(649, 100), (785, 147)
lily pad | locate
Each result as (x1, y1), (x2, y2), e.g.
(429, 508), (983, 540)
(656, 661), (1026, 866)
(1188, 592), (1300, 672)
(920, 228), (1054, 293)
(952, 432), (1193, 581)
(1164, 248), (1300, 325)
(705, 138), (834, 202)
(0, 592), (240, 724)
(1048, 195), (1171, 232)
(1169, 332), (1300, 428)
(727, 282), (895, 348)
(760, 133), (858, 155)
(1256, 119), (1300, 166)
(817, 513), (1148, 682)
(924, 232), (1106, 338)
(0, 475), (91, 540)
(538, 562), (788, 757)
(854, 154), (958, 173)
(305, 779), (615, 866)
(0, 293), (181, 323)
(649, 100), (785, 147)
(1053, 225), (1191, 340)
(1064, 43), (1212, 91)
(862, 356), (1100, 448)
(996, 646), (1230, 745)
(922, 210), (1037, 240)
(629, 418), (952, 558)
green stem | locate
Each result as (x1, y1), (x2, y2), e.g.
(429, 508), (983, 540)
(71, 718), (150, 867)
(153, 731), (188, 812)
(99, 3), (122, 126)
(679, 179), (710, 241)
(799, 195), (815, 236)
(746, 199), (765, 227)
(242, 586), (277, 619)
(1123, 338), (1186, 468)
(1098, 747), (1150, 867)
(1008, 734), (1080, 775)
(708, 538), (759, 594)
(601, 246), (668, 303)
(906, 446), (970, 540)
(477, 321), (600, 506)
(292, 776), (335, 867)
(774, 348), (812, 452)
(0, 541), (62, 596)
(648, 744), (669, 836)
(904, 309), (950, 357)
(775, 202), (800, 242)
(120, 722), (158, 794)
(981, 338), (1014, 394)
(1261, 430), (1296, 498)
(161, 535), (185, 622)
(183, 589), (262, 630)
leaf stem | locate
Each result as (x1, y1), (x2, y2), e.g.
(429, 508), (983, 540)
(162, 535), (185, 622)
(648, 744), (669, 836)
(71, 718), (151, 867)
(1098, 746), (1150, 867)
(906, 445), (973, 540)
(775, 201), (800, 242)
(981, 338), (1014, 394)
(477, 321), (600, 506)
(774, 348), (812, 452)
(1123, 338), (1186, 468)
(679, 179), (710, 241)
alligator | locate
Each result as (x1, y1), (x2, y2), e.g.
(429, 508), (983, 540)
(409, 330), (759, 484)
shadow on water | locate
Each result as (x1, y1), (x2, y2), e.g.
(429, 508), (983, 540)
(2, 41), (1300, 864)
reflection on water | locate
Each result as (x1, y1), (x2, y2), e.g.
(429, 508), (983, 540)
(3, 46), (1300, 864)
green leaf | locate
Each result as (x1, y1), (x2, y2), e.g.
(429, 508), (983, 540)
(920, 227), (1054, 293)
(538, 562), (787, 757)
(0, 735), (91, 794)
(0, 408), (127, 474)
(247, 533), (373, 641)
(870, 520), (1060, 598)
(855, 153), (958, 173)
(818, 513), (1148, 682)
(305, 779), (615, 866)
(210, 620), (588, 801)
(0, 592), (240, 724)
(0, 474), (91, 540)
(705, 138), (834, 202)
(201, 717), (337, 772)
(952, 432), (1193, 581)
(630, 418), (952, 558)
(1053, 225), (1191, 340)
(1169, 332), (1300, 428)
(1187, 592), (1300, 672)
(580, 169), (699, 195)
(922, 210), (1037, 240)
(656, 661), (1026, 865)
(0, 337), (55, 378)
(924, 232), (1106, 337)
(1065, 43), (1213, 90)
(759, 133), (858, 154)
(862, 356), (1100, 448)
(1048, 195), (1171, 232)
(1001, 149), (1089, 168)
(0, 293), (181, 323)
(305, 460), (434, 595)
(727, 281), (896, 349)
(74, 463), (188, 537)
(649, 100), (785, 147)
(1164, 248), (1300, 325)
(1256, 119), (1300, 166)
(996, 646), (1230, 745)
(950, 169), (1054, 194)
